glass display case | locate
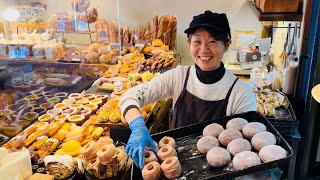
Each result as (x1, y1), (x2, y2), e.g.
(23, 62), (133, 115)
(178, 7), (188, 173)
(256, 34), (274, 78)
(0, 0), (179, 146)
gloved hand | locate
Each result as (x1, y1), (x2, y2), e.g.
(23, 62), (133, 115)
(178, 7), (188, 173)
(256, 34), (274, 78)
(125, 116), (157, 169)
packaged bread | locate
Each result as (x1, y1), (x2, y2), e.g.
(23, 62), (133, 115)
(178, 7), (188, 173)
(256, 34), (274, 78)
(32, 44), (45, 59)
(123, 26), (130, 45)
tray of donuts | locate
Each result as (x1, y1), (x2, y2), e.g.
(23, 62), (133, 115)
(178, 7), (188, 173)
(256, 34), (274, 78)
(134, 111), (293, 180)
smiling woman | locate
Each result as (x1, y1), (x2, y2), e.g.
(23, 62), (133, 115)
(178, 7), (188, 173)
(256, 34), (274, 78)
(119, 10), (256, 169)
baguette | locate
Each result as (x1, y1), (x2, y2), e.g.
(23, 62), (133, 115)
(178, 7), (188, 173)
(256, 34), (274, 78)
(152, 16), (158, 39)
(170, 17), (177, 50)
(157, 16), (165, 39)
(164, 16), (173, 46)
(144, 22), (151, 41)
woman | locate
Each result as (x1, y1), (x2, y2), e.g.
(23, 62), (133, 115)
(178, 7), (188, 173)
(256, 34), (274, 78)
(119, 10), (256, 168)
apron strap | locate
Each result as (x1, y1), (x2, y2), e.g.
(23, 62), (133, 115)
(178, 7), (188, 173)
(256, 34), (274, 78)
(222, 78), (239, 115)
(183, 67), (191, 90)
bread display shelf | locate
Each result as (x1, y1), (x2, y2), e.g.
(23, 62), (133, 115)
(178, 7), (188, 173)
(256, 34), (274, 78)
(51, 30), (96, 34)
(248, 0), (303, 21)
(134, 111), (293, 179)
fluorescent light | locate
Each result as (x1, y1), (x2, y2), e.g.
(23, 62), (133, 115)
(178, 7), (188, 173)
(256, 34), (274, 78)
(3, 7), (20, 21)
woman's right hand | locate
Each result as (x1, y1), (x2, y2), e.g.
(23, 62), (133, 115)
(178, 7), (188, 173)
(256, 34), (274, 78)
(125, 116), (157, 168)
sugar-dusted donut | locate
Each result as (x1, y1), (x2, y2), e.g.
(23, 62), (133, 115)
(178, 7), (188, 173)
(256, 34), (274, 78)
(259, 145), (287, 163)
(197, 136), (219, 154)
(159, 136), (176, 148)
(160, 156), (182, 179)
(144, 150), (158, 166)
(81, 140), (99, 160)
(97, 144), (116, 165)
(218, 129), (243, 146)
(142, 161), (161, 180)
(206, 147), (231, 168)
(203, 123), (224, 137)
(251, 131), (276, 151)
(226, 118), (248, 131)
(242, 122), (267, 139)
(227, 138), (252, 156)
(157, 144), (177, 161)
(233, 151), (261, 170)
(97, 136), (114, 147)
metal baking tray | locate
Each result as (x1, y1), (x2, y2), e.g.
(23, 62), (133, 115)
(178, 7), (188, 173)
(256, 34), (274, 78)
(133, 111), (293, 179)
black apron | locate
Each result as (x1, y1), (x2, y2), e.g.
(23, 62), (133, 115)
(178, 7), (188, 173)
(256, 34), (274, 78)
(173, 67), (239, 128)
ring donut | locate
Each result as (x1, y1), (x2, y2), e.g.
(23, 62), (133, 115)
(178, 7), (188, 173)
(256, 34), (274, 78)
(81, 141), (99, 160)
(161, 156), (182, 179)
(159, 136), (176, 148)
(144, 150), (158, 166)
(97, 136), (114, 147)
(142, 161), (161, 180)
(157, 144), (177, 161)
(97, 144), (116, 165)
(145, 141), (159, 151)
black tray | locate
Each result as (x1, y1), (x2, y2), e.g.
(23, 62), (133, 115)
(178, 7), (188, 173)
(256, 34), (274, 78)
(133, 111), (293, 180)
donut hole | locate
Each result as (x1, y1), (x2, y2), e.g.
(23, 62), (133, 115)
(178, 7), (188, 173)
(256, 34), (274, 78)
(162, 147), (168, 153)
(145, 151), (151, 158)
(101, 146), (107, 152)
(166, 159), (172, 164)
(163, 139), (169, 144)
(147, 164), (154, 170)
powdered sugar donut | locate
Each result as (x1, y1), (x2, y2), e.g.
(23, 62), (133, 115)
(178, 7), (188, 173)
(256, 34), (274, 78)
(203, 123), (224, 137)
(242, 122), (267, 139)
(159, 136), (176, 148)
(227, 138), (251, 156)
(197, 136), (219, 154)
(161, 156), (182, 179)
(206, 147), (231, 168)
(218, 129), (243, 146)
(251, 131), (276, 151)
(259, 145), (287, 163)
(142, 161), (161, 180)
(226, 118), (248, 131)
(157, 144), (177, 161)
(233, 151), (261, 170)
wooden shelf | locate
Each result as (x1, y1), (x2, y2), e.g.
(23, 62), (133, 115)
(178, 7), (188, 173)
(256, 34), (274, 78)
(51, 30), (96, 34)
(248, 0), (303, 21)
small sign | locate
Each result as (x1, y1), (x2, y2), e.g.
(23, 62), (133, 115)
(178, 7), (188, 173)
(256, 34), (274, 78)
(99, 31), (107, 42)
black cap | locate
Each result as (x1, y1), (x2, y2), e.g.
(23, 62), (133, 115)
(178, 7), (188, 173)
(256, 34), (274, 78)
(184, 10), (231, 39)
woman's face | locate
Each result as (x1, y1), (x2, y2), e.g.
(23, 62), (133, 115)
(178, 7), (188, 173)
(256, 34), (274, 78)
(188, 28), (230, 71)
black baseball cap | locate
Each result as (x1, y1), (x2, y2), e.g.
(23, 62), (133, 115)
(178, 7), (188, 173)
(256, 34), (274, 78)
(184, 10), (231, 40)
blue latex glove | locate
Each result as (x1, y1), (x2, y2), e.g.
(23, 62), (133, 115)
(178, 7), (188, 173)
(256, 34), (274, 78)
(125, 116), (157, 169)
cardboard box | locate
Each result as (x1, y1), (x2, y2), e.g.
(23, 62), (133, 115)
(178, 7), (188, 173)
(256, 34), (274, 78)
(260, 0), (299, 13)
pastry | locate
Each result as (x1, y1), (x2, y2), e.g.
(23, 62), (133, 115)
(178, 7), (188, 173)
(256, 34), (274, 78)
(160, 156), (182, 179)
(142, 161), (161, 180)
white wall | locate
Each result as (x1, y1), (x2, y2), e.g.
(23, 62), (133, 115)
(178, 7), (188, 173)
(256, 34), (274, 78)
(0, 0), (263, 65)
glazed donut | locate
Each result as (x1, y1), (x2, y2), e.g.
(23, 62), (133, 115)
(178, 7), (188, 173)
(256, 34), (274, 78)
(97, 136), (114, 147)
(81, 141), (99, 160)
(144, 150), (158, 166)
(157, 144), (177, 161)
(142, 161), (161, 180)
(159, 136), (176, 148)
(160, 156), (182, 179)
(97, 144), (116, 165)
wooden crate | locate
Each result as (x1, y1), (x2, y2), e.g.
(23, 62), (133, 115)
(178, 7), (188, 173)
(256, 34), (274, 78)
(260, 0), (299, 13)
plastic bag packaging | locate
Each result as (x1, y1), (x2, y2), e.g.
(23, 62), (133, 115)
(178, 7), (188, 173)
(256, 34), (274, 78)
(0, 147), (32, 180)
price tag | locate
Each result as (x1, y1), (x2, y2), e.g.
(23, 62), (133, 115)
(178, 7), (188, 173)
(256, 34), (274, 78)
(99, 31), (107, 42)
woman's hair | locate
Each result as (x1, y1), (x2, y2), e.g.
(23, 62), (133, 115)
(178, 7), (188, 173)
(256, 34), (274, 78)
(187, 27), (231, 46)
